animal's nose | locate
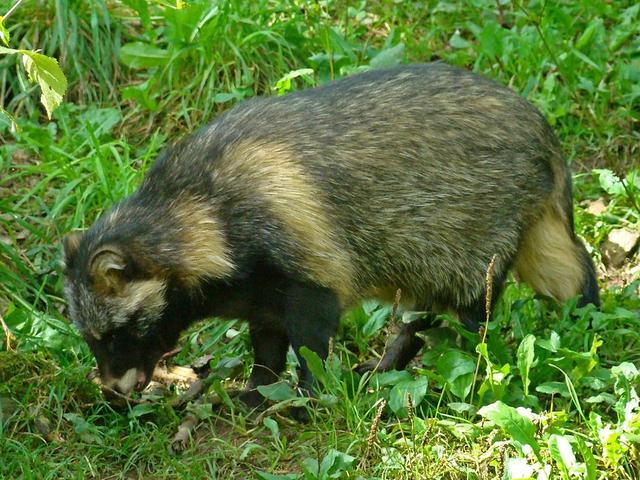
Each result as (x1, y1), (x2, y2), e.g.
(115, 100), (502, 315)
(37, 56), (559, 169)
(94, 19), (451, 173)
(110, 368), (138, 395)
(134, 370), (148, 392)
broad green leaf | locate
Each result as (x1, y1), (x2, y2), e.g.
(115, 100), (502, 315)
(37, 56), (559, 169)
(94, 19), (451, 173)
(128, 403), (157, 418)
(449, 32), (471, 49)
(20, 51), (67, 118)
(361, 304), (392, 337)
(373, 369), (413, 386)
(536, 382), (570, 398)
(255, 473), (299, 480)
(448, 402), (476, 415)
(575, 19), (601, 50)
(549, 434), (577, 475)
(0, 105), (18, 132)
(478, 21), (504, 58)
(298, 346), (327, 387)
(517, 335), (536, 397)
(319, 448), (356, 477)
(575, 437), (597, 480)
(122, 79), (158, 111)
(370, 43), (404, 69)
(478, 401), (540, 458)
(584, 393), (617, 405)
(0, 16), (9, 46)
(263, 417), (279, 438)
(257, 381), (296, 402)
(186, 402), (215, 420)
(274, 68), (314, 95)
(78, 107), (122, 138)
(437, 350), (475, 400)
(504, 457), (535, 480)
(119, 42), (169, 69)
(594, 169), (625, 196)
(121, 0), (152, 38)
(388, 377), (429, 414)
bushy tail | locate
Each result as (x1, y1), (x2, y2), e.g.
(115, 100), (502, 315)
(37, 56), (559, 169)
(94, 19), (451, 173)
(514, 171), (599, 307)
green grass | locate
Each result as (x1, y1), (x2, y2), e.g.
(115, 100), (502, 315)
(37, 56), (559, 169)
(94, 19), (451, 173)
(1, 0), (639, 478)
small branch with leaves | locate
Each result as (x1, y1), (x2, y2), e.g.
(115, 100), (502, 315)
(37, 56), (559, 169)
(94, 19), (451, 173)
(0, 0), (68, 131)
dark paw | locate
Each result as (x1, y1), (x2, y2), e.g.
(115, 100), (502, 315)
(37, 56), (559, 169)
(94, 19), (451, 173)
(355, 357), (393, 375)
(289, 405), (311, 423)
(238, 388), (266, 409)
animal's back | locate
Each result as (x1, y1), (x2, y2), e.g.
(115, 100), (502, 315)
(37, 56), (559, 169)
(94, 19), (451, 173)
(139, 63), (586, 309)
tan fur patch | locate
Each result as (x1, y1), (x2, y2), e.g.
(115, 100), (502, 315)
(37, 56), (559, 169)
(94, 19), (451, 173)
(514, 204), (583, 301)
(62, 230), (84, 263)
(220, 141), (355, 304)
(170, 196), (236, 285)
(121, 278), (167, 311)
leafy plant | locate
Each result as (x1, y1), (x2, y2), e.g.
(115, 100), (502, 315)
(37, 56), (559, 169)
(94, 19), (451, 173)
(0, 0), (68, 129)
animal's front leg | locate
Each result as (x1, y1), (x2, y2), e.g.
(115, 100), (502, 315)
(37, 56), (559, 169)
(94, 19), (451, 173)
(283, 281), (341, 395)
(240, 321), (289, 408)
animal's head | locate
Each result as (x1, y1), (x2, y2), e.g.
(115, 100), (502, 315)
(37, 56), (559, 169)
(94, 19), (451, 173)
(62, 230), (181, 395)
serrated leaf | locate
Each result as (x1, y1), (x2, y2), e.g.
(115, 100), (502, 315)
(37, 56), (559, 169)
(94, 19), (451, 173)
(20, 51), (67, 119)
(478, 401), (540, 458)
(119, 42), (169, 69)
(517, 334), (536, 397)
(593, 169), (625, 196)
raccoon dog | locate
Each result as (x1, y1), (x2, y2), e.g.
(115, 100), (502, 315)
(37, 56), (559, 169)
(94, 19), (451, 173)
(63, 63), (599, 403)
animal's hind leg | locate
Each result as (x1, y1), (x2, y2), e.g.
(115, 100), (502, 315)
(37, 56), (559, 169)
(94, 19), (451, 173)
(458, 268), (508, 333)
(357, 314), (438, 373)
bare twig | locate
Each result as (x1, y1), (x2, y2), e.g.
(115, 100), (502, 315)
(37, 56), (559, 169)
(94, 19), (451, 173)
(3, 0), (26, 21)
(620, 177), (640, 215)
(161, 347), (183, 360)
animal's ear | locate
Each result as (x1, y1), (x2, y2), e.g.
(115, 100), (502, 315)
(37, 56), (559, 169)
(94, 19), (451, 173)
(89, 246), (127, 295)
(62, 231), (84, 270)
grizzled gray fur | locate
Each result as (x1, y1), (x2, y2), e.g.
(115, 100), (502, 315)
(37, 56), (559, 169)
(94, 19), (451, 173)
(63, 63), (599, 400)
